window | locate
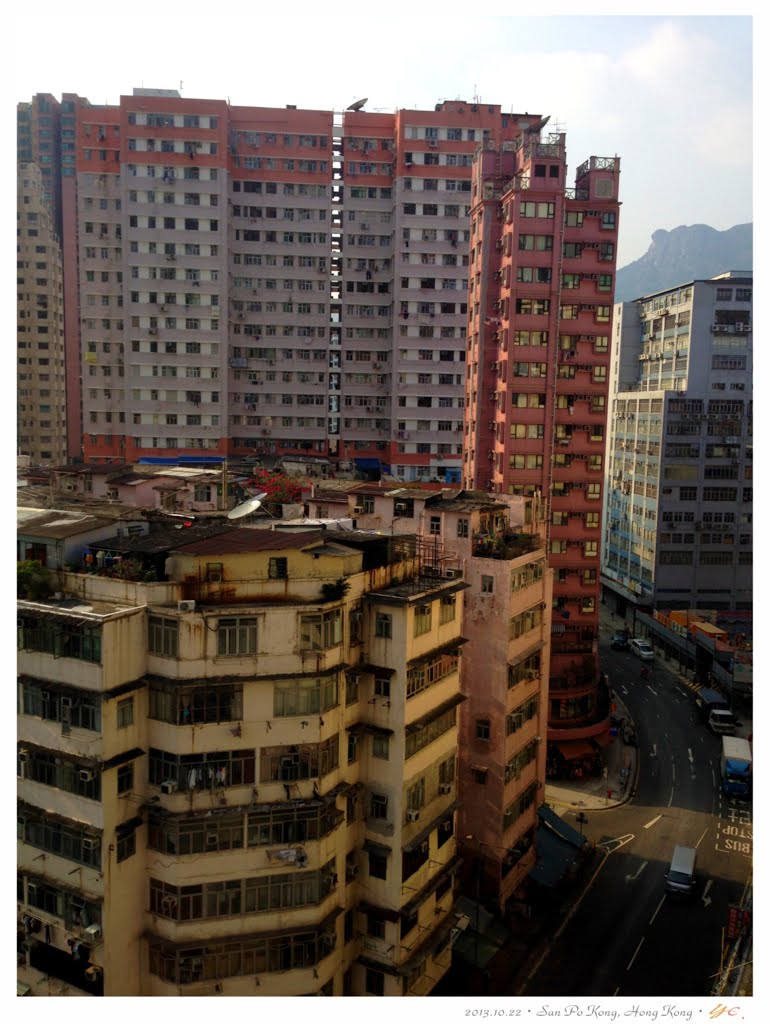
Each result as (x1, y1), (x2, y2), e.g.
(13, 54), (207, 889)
(368, 852), (387, 879)
(269, 557), (288, 579)
(274, 676), (339, 716)
(481, 575), (494, 594)
(366, 968), (385, 996)
(117, 697), (134, 729)
(472, 767), (488, 785)
(117, 762), (134, 794)
(217, 617), (257, 656)
(370, 793), (388, 820)
(300, 609), (342, 650)
(375, 612), (392, 638)
(117, 827), (137, 862)
(374, 676), (391, 699)
(413, 603), (432, 637)
(457, 518), (469, 538)
(148, 615), (178, 658)
(476, 718), (491, 741)
(372, 734), (390, 760)
(150, 681), (243, 724)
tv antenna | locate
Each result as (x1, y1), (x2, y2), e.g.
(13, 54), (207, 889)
(227, 490), (269, 520)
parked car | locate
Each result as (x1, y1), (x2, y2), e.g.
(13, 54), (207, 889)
(629, 638), (654, 660)
(610, 633), (629, 650)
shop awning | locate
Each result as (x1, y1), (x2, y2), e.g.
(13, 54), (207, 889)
(555, 739), (595, 761)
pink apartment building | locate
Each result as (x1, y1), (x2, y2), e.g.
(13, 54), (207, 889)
(463, 136), (621, 755)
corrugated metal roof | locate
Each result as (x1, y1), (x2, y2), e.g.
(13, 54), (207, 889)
(172, 527), (325, 556)
(17, 507), (114, 539)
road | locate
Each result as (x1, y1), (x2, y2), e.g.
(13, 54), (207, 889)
(519, 629), (752, 997)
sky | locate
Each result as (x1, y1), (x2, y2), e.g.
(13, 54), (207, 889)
(11, 7), (754, 267)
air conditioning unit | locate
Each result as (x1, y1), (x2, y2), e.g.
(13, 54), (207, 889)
(85, 965), (103, 982)
(160, 779), (178, 795)
(82, 837), (99, 852)
(84, 923), (102, 942)
(18, 749), (29, 763)
(439, 782), (452, 794)
(395, 502), (407, 512)
(177, 600), (196, 613)
(346, 864), (359, 881)
(353, 505), (364, 514)
(79, 769), (96, 783)
(406, 809), (420, 822)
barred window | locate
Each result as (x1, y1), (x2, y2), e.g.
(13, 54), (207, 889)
(504, 739), (539, 784)
(20, 680), (101, 731)
(259, 737), (339, 782)
(505, 696), (539, 735)
(18, 616), (101, 663)
(149, 682), (242, 724)
(405, 705), (457, 759)
(148, 748), (255, 790)
(406, 650), (459, 699)
(509, 604), (544, 640)
(18, 806), (101, 867)
(502, 781), (538, 831)
(149, 928), (334, 984)
(413, 603), (432, 637)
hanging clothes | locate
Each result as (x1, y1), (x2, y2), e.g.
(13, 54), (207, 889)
(187, 767), (197, 791)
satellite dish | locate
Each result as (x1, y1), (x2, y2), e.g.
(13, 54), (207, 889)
(346, 97), (368, 112)
(227, 491), (268, 520)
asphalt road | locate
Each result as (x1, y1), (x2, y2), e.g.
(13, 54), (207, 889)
(519, 632), (752, 997)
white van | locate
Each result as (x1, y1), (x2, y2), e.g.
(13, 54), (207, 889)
(665, 846), (696, 896)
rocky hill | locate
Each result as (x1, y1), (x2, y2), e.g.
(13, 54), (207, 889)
(615, 223), (752, 303)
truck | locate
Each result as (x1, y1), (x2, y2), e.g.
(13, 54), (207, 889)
(695, 687), (736, 734)
(720, 736), (752, 797)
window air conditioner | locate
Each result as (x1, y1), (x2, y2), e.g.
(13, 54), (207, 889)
(160, 779), (178, 794)
(407, 809), (420, 822)
(79, 769), (95, 783)
(84, 923), (102, 942)
(439, 782), (452, 794)
(177, 600), (196, 613)
(353, 505), (364, 514)
(346, 864), (359, 881)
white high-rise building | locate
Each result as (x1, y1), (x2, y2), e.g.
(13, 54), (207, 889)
(601, 272), (752, 613)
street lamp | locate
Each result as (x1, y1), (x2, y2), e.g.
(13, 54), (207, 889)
(575, 812), (588, 836)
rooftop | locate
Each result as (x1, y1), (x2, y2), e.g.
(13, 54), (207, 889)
(17, 507), (115, 540)
(171, 527), (324, 556)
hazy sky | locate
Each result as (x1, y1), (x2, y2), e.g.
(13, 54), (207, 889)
(12, 9), (753, 266)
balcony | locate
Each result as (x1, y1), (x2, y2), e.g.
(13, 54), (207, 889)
(472, 531), (540, 561)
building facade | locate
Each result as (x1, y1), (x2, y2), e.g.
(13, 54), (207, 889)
(463, 136), (620, 748)
(601, 272), (753, 613)
(20, 88), (552, 475)
(17, 162), (68, 466)
(18, 526), (465, 996)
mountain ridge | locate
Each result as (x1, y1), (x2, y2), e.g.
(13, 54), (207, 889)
(615, 223), (752, 303)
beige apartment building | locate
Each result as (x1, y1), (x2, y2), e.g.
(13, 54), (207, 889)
(18, 525), (465, 996)
(306, 484), (552, 913)
(17, 161), (67, 465)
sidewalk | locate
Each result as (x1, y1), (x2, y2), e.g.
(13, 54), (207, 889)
(545, 691), (638, 814)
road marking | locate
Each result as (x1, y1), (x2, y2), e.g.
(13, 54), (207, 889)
(643, 815), (661, 829)
(712, 768), (716, 788)
(688, 748), (694, 765)
(597, 833), (635, 853)
(649, 895), (666, 924)
(646, 685), (658, 696)
(651, 744), (657, 758)
(626, 937), (645, 971)
(625, 860), (648, 883)
(667, 787), (674, 807)
(702, 879), (713, 907)
(695, 826), (709, 849)
(613, 986), (621, 996)
(672, 764), (676, 782)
